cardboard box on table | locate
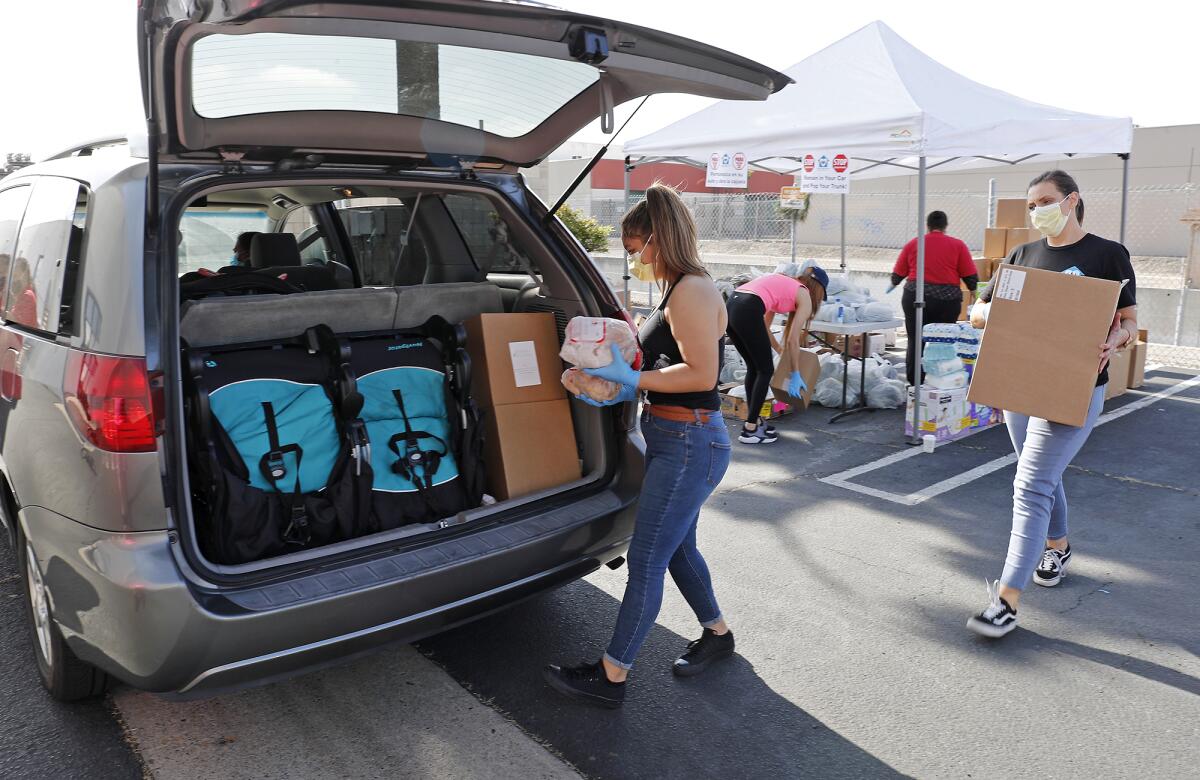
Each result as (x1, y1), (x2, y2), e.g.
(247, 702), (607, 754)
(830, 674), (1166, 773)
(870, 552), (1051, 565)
(995, 198), (1031, 229)
(463, 313), (581, 501)
(1004, 228), (1039, 256)
(967, 266), (1122, 426)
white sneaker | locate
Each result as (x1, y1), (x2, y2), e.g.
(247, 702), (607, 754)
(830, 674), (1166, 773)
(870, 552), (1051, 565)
(1033, 546), (1072, 587)
(738, 425), (778, 444)
(966, 579), (1018, 638)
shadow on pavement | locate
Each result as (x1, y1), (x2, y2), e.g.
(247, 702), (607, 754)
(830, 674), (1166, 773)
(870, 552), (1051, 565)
(418, 579), (909, 780)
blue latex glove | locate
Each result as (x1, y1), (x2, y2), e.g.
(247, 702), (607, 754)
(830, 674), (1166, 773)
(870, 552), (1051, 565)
(583, 344), (641, 387)
(885, 284), (897, 294)
(786, 370), (806, 398)
(578, 383), (639, 407)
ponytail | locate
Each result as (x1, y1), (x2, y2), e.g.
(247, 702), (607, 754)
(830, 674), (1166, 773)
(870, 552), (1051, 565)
(800, 268), (825, 321)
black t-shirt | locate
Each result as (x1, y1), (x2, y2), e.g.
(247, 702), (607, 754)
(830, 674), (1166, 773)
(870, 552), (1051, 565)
(980, 233), (1136, 387)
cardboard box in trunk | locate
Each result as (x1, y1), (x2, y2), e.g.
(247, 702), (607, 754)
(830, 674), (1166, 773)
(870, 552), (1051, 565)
(463, 313), (581, 501)
(1128, 340), (1147, 389)
(481, 399), (581, 500)
(463, 313), (566, 407)
(968, 266), (1121, 426)
(1004, 228), (1039, 256)
(995, 198), (1030, 229)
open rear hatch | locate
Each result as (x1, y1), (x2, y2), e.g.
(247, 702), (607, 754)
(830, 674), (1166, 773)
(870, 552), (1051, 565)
(139, 0), (791, 167)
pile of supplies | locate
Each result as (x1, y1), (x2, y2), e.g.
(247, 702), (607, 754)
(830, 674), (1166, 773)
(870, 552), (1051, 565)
(813, 273), (897, 324)
(810, 350), (906, 410)
(905, 322), (1000, 442)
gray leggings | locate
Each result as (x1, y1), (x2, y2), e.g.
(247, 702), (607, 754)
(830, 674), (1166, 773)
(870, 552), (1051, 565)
(1000, 384), (1106, 590)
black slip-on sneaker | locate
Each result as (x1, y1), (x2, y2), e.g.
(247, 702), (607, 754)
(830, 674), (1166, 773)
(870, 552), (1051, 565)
(1033, 545), (1072, 587)
(543, 661), (625, 708)
(738, 426), (778, 444)
(673, 628), (735, 677)
(966, 579), (1018, 638)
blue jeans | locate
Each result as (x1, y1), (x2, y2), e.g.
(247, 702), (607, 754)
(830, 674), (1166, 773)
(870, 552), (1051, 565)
(604, 409), (731, 670)
(1000, 384), (1106, 590)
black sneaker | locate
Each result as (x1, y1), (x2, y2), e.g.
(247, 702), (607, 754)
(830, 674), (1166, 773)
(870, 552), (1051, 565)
(738, 425), (778, 444)
(1033, 545), (1072, 587)
(673, 628), (735, 677)
(966, 580), (1018, 638)
(543, 661), (625, 708)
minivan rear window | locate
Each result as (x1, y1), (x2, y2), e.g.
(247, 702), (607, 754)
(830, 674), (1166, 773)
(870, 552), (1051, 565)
(190, 33), (599, 138)
(5, 177), (88, 336)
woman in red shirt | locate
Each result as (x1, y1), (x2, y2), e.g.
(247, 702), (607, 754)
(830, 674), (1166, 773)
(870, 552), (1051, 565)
(891, 211), (979, 384)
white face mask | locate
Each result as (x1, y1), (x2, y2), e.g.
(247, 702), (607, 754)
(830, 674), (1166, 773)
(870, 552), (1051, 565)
(1029, 195), (1072, 237)
(627, 234), (656, 283)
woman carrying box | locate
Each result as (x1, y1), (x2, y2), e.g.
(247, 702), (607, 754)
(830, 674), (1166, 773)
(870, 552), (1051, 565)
(542, 183), (737, 708)
(724, 263), (828, 444)
(966, 170), (1138, 638)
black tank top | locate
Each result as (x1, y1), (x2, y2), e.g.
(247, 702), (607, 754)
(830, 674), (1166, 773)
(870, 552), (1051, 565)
(639, 278), (722, 410)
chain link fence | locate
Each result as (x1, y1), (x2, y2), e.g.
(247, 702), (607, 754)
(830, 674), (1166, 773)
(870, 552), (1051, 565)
(587, 185), (1199, 369)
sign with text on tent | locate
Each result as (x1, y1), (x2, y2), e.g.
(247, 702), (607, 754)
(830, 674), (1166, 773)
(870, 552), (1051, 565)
(706, 151), (749, 188)
(779, 186), (809, 210)
(799, 152), (850, 194)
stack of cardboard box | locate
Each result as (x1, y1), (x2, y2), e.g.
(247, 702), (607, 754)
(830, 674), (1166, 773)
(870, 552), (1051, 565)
(963, 198), (1041, 321)
(464, 313), (582, 501)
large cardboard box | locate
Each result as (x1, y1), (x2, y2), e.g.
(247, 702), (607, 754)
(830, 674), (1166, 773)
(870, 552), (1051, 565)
(1004, 228), (1039, 256)
(1105, 348), (1130, 400)
(463, 313), (565, 407)
(482, 399), (581, 500)
(983, 228), (1007, 259)
(718, 383), (790, 421)
(968, 266), (1121, 426)
(905, 385), (969, 442)
(995, 198), (1030, 229)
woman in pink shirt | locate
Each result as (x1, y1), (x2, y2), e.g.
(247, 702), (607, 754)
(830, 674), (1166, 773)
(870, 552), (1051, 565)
(725, 264), (828, 443)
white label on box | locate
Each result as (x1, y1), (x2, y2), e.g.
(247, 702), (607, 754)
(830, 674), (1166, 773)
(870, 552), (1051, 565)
(509, 341), (541, 388)
(994, 268), (1027, 302)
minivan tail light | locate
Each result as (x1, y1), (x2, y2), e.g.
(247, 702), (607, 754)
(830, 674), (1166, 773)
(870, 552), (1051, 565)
(64, 352), (158, 453)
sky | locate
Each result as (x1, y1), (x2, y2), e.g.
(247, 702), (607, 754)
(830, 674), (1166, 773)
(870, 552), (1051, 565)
(1, 0), (1197, 160)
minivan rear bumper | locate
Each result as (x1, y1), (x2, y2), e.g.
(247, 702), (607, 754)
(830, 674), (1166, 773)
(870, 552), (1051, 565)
(23, 478), (639, 697)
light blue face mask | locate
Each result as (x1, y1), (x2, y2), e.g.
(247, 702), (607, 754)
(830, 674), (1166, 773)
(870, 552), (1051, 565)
(229, 254), (241, 266)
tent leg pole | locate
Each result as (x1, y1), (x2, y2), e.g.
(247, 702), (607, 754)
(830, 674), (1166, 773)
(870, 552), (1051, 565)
(987, 178), (997, 228)
(790, 210), (797, 263)
(1119, 153), (1131, 246)
(911, 157), (927, 445)
(840, 193), (847, 273)
(623, 158), (632, 310)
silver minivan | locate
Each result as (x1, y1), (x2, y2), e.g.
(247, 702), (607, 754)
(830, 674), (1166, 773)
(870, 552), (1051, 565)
(0, 0), (786, 700)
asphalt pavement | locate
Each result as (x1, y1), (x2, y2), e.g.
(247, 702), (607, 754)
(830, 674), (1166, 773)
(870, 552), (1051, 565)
(1, 367), (1197, 778)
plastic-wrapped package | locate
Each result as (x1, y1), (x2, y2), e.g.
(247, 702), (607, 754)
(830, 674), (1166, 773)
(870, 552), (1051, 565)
(926, 370), (968, 390)
(559, 317), (639, 369)
(923, 356), (964, 377)
(719, 344), (747, 384)
(818, 352), (844, 383)
(867, 378), (906, 409)
(813, 377), (858, 407)
(857, 301), (896, 322)
(814, 302), (841, 322)
(561, 368), (622, 401)
(824, 273), (853, 296)
(922, 342), (958, 362)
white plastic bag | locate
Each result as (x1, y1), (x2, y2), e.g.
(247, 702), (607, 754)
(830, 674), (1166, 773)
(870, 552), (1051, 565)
(559, 317), (639, 369)
(857, 301), (895, 322)
(813, 377), (858, 408)
(866, 378), (906, 409)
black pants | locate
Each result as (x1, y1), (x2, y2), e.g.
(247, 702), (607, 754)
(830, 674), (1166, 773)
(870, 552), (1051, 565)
(725, 292), (775, 426)
(901, 287), (962, 385)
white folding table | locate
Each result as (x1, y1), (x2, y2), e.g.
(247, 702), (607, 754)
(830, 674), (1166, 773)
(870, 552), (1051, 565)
(810, 319), (904, 422)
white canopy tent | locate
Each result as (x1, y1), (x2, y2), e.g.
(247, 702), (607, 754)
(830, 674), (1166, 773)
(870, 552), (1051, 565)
(622, 20), (1133, 437)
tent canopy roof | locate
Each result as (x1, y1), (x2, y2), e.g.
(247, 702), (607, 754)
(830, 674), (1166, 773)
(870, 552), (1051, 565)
(624, 21), (1132, 174)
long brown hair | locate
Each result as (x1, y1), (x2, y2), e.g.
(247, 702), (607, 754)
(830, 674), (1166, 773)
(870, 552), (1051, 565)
(799, 268), (826, 322)
(621, 182), (707, 284)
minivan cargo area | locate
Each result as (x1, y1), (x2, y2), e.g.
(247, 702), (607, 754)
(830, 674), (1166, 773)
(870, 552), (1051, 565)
(174, 181), (613, 572)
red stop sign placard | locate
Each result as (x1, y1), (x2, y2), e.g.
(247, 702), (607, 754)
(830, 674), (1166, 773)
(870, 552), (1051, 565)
(733, 152), (746, 170)
(832, 154), (849, 173)
(802, 154), (815, 173)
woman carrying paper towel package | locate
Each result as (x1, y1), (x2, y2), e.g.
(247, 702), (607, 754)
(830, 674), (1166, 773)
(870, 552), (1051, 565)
(966, 170), (1137, 639)
(891, 210), (979, 384)
(543, 183), (735, 708)
(724, 263), (829, 444)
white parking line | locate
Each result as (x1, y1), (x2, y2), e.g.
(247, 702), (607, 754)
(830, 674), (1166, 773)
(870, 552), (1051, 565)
(820, 370), (1200, 506)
